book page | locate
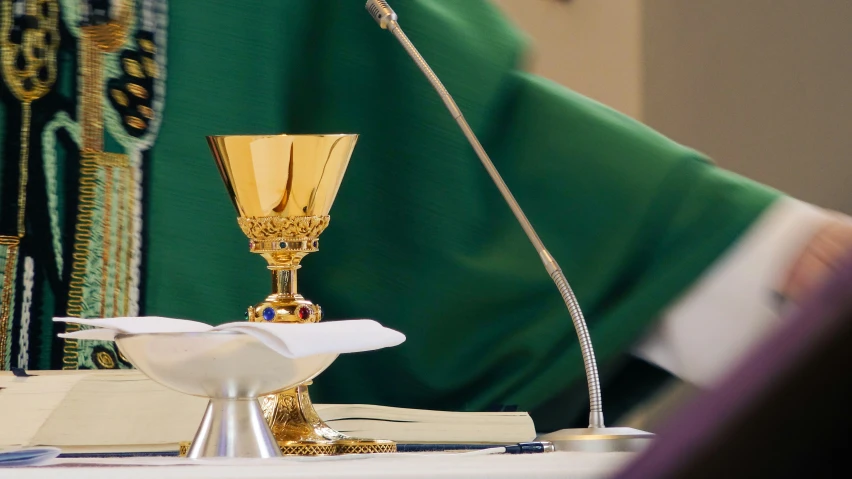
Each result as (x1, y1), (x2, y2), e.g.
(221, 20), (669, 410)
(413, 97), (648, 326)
(315, 404), (532, 423)
(315, 404), (537, 443)
(31, 371), (206, 449)
(0, 372), (90, 446)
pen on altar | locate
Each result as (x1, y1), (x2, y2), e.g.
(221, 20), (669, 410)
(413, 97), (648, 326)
(460, 442), (556, 456)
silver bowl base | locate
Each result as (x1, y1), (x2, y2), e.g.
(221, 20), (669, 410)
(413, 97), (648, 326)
(187, 398), (282, 459)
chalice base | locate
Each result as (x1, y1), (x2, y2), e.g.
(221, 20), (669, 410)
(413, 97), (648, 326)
(262, 384), (397, 456)
(179, 385), (396, 457)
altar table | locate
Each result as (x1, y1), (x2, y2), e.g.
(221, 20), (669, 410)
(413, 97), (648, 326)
(0, 452), (635, 479)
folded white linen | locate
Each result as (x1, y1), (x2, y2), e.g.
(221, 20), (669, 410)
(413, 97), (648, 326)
(53, 317), (406, 359)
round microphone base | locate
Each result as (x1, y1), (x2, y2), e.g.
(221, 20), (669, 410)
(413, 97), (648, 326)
(535, 427), (654, 453)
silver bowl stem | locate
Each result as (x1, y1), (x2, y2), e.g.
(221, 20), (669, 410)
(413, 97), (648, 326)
(188, 398), (281, 459)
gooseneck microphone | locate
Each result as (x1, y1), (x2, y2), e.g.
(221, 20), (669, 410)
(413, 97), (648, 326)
(365, 0), (653, 452)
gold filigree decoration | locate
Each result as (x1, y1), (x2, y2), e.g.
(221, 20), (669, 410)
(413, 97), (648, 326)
(335, 442), (397, 454)
(238, 216), (330, 241)
(260, 384), (343, 443)
(260, 389), (311, 438)
(278, 442), (338, 456)
(298, 385), (344, 440)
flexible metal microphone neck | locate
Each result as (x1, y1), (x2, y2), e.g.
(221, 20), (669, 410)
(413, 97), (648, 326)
(365, 0), (605, 430)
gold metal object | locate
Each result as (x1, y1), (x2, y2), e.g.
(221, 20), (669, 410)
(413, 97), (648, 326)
(208, 134), (355, 324)
(261, 383), (395, 455)
(206, 134), (396, 455)
(178, 383), (394, 457)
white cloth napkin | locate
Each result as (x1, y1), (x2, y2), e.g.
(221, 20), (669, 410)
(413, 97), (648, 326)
(53, 317), (406, 359)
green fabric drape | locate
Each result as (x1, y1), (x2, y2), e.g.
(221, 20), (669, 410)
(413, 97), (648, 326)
(144, 0), (779, 424)
(0, 0), (780, 428)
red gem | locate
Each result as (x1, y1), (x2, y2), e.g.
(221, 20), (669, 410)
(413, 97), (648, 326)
(298, 306), (311, 321)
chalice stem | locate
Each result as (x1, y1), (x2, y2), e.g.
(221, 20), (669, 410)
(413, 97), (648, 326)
(272, 268), (298, 297)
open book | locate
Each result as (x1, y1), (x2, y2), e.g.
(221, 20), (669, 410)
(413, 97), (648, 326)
(0, 371), (535, 453)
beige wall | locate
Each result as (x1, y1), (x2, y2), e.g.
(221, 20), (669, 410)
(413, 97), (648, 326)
(492, 0), (643, 119)
(496, 0), (851, 213)
(642, 0), (852, 213)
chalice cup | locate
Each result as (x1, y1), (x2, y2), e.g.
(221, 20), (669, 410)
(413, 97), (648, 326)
(207, 134), (395, 455)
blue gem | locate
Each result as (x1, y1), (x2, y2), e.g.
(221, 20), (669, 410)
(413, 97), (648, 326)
(262, 307), (275, 321)
(279, 241), (287, 248)
(313, 241), (318, 248)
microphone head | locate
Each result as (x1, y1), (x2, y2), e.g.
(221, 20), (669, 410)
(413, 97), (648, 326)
(366, 0), (397, 29)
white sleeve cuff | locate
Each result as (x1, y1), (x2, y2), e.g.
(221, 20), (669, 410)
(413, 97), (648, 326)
(632, 197), (832, 388)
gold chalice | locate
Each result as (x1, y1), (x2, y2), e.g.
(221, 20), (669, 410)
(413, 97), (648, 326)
(206, 134), (395, 455)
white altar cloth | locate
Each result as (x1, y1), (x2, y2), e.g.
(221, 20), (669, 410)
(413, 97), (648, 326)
(0, 452), (635, 479)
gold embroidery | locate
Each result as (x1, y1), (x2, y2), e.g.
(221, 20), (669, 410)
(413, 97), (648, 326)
(86, 5), (133, 53)
(111, 88), (129, 107)
(94, 152), (130, 168)
(138, 105), (154, 119)
(16, 103), (31, 237)
(1, 0), (61, 237)
(114, 169), (126, 315)
(1, 0), (60, 367)
(95, 350), (115, 368)
(138, 38), (156, 54)
(66, 28), (106, 324)
(123, 167), (136, 316)
(65, 4), (135, 367)
(126, 83), (148, 99)
(123, 58), (144, 78)
(100, 168), (113, 316)
(125, 116), (146, 129)
(80, 31), (104, 151)
(66, 153), (97, 319)
(0, 236), (20, 370)
(142, 57), (158, 78)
